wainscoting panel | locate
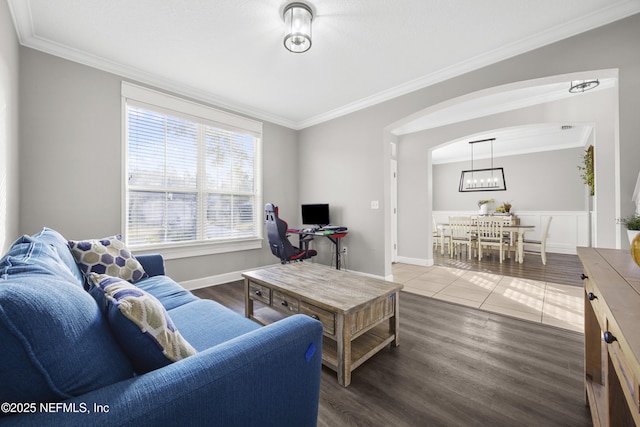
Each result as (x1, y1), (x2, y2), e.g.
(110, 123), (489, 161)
(433, 210), (589, 255)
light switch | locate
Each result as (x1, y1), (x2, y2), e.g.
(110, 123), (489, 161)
(371, 200), (379, 209)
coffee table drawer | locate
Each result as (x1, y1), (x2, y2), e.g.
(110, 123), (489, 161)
(350, 293), (396, 335)
(272, 290), (299, 314)
(300, 301), (335, 336)
(249, 283), (271, 305)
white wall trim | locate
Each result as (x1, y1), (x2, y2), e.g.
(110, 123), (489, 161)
(633, 171), (640, 214)
(180, 270), (243, 291)
(179, 263), (280, 291)
(10, 0), (640, 131)
(396, 256), (433, 267)
(179, 263), (390, 291)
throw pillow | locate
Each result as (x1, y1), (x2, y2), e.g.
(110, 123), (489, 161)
(89, 273), (197, 374)
(68, 235), (147, 283)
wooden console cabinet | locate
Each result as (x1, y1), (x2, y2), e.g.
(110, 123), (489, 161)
(578, 247), (640, 426)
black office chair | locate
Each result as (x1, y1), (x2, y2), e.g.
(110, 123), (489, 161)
(265, 203), (317, 264)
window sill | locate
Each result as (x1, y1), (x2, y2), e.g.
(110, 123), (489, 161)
(131, 238), (263, 260)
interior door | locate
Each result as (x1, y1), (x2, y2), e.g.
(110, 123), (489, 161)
(390, 159), (398, 263)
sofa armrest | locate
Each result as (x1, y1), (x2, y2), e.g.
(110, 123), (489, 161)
(0, 315), (323, 427)
(135, 254), (165, 277)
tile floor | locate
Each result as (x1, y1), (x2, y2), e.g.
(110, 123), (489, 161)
(392, 263), (583, 333)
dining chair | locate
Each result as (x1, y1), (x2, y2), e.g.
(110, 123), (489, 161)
(476, 219), (510, 263)
(493, 215), (516, 259)
(523, 216), (552, 265)
(448, 216), (476, 259)
(432, 216), (450, 255)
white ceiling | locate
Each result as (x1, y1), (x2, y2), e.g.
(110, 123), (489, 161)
(431, 123), (594, 165)
(8, 0), (640, 130)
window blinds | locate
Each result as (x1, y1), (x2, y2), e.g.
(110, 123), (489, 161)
(123, 83), (261, 248)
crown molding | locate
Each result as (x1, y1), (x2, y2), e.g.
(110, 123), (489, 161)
(8, 1), (297, 129)
(8, 0), (640, 131)
(298, 2), (640, 129)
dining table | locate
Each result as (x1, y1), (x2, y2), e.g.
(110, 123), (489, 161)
(438, 222), (536, 263)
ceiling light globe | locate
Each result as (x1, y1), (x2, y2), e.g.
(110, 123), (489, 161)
(283, 2), (313, 53)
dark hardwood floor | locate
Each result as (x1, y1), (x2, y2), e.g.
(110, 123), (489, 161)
(432, 249), (585, 287)
(193, 281), (592, 427)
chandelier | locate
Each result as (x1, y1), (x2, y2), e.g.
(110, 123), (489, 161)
(569, 79), (599, 93)
(459, 138), (507, 192)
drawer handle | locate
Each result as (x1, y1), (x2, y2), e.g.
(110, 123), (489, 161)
(604, 331), (617, 344)
(580, 273), (589, 280)
(311, 314), (320, 320)
(281, 300), (288, 307)
(587, 292), (598, 301)
(254, 290), (262, 297)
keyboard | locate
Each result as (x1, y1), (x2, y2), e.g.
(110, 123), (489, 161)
(321, 225), (348, 232)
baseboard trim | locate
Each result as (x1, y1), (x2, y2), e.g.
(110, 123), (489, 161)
(180, 270), (244, 291)
(396, 256), (434, 267)
(179, 262), (281, 290)
(179, 262), (388, 290)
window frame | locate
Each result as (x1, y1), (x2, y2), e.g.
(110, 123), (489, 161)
(121, 82), (263, 259)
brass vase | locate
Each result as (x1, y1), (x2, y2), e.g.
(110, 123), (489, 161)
(632, 232), (640, 268)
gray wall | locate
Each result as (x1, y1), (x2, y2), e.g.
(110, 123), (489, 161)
(394, 87), (615, 262)
(18, 48), (299, 282)
(432, 148), (585, 212)
(300, 13), (640, 277)
(0, 1), (20, 253)
(7, 10), (640, 280)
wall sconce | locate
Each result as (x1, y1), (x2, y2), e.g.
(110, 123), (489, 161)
(459, 138), (507, 192)
(283, 2), (313, 53)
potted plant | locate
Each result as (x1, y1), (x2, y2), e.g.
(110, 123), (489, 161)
(478, 199), (494, 215)
(620, 214), (640, 244)
(578, 145), (595, 196)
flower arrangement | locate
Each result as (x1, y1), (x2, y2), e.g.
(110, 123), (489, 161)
(495, 202), (512, 213)
(477, 199), (495, 208)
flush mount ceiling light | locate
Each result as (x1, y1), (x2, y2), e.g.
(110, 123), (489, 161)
(459, 138), (507, 192)
(283, 2), (313, 53)
(569, 79), (600, 93)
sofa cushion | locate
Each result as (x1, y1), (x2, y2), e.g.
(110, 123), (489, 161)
(0, 236), (80, 285)
(0, 269), (134, 405)
(89, 273), (197, 374)
(68, 235), (148, 283)
(135, 275), (199, 311)
(168, 299), (260, 351)
(31, 227), (85, 286)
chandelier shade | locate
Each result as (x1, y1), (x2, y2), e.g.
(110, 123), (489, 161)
(459, 138), (507, 192)
(459, 168), (507, 192)
(283, 2), (313, 53)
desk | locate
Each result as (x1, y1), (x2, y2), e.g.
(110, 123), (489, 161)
(439, 223), (535, 263)
(243, 263), (402, 387)
(287, 228), (348, 269)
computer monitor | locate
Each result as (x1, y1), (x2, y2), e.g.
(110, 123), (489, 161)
(301, 204), (330, 227)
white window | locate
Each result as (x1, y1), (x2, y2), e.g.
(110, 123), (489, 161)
(122, 82), (262, 257)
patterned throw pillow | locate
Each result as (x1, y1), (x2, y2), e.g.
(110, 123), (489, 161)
(89, 273), (197, 374)
(68, 235), (147, 283)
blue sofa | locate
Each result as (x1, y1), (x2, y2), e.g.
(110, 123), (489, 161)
(0, 228), (323, 426)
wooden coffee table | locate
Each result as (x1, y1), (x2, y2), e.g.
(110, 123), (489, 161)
(242, 263), (403, 387)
